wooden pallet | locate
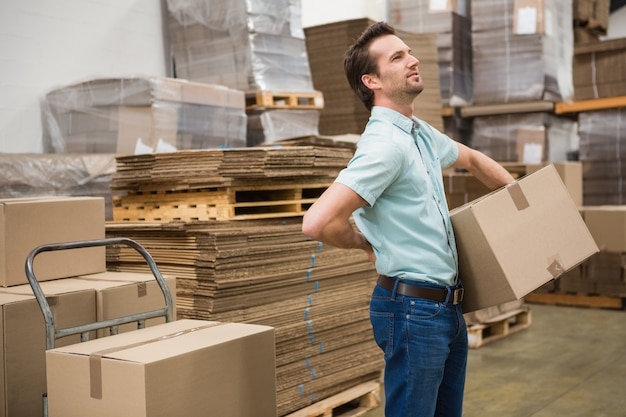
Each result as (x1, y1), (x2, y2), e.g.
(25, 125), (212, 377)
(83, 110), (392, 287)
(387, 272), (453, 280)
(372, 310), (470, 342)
(467, 308), (532, 349)
(246, 90), (324, 110)
(525, 292), (626, 310)
(113, 183), (330, 222)
(285, 380), (381, 417)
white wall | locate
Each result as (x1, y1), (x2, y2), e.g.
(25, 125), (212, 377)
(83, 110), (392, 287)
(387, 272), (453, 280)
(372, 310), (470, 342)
(0, 0), (167, 153)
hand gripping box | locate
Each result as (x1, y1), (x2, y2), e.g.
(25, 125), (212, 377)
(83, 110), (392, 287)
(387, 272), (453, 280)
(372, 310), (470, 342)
(46, 319), (276, 417)
(450, 164), (598, 312)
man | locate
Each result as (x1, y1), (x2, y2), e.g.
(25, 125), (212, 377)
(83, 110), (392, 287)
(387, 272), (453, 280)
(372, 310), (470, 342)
(301, 22), (515, 417)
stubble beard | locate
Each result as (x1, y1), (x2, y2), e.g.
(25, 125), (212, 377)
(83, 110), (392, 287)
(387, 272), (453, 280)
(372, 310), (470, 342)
(390, 81), (424, 105)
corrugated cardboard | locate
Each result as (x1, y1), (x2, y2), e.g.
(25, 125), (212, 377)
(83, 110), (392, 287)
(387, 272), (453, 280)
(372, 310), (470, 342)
(527, 161), (583, 206)
(451, 164), (598, 312)
(0, 272), (176, 416)
(581, 205), (626, 253)
(46, 319), (276, 417)
(0, 280), (96, 417)
(0, 197), (106, 287)
(72, 271), (177, 337)
(573, 37), (626, 100)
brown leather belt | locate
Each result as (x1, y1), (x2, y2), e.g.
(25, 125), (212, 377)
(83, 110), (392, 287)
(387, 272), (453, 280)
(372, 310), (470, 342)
(377, 275), (464, 305)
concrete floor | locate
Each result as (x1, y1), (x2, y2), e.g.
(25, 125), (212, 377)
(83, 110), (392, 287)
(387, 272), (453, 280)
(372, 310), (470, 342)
(363, 303), (626, 417)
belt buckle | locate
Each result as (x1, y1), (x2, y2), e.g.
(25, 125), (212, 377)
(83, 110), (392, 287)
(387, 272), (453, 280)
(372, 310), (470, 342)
(452, 288), (464, 305)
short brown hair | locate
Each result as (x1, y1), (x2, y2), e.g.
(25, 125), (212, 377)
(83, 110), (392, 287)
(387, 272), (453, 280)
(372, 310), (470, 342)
(344, 22), (396, 111)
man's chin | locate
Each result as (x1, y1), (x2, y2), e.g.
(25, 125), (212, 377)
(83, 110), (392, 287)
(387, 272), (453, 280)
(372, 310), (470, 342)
(409, 85), (424, 95)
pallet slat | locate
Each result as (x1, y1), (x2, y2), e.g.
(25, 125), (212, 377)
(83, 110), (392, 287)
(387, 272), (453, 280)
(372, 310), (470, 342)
(467, 308), (532, 349)
(525, 292), (626, 310)
(285, 380), (381, 417)
(246, 90), (324, 110)
(113, 183), (330, 222)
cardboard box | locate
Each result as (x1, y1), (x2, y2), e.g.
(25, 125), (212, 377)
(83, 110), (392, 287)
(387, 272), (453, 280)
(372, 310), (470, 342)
(46, 319), (276, 417)
(42, 76), (247, 153)
(0, 272), (176, 416)
(573, 37), (626, 100)
(450, 164), (598, 312)
(0, 280), (96, 417)
(581, 206), (626, 253)
(73, 271), (177, 337)
(0, 197), (106, 287)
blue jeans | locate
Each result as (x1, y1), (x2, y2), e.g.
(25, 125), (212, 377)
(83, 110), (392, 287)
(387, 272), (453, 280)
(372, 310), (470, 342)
(369, 280), (468, 417)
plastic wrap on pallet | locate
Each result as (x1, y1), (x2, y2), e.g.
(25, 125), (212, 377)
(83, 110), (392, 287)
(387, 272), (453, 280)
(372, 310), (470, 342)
(573, 37), (626, 100)
(247, 109), (320, 146)
(389, 0), (473, 106)
(166, 0), (314, 92)
(471, 0), (573, 104)
(0, 153), (116, 219)
(578, 108), (626, 205)
(41, 76), (247, 154)
(471, 112), (578, 163)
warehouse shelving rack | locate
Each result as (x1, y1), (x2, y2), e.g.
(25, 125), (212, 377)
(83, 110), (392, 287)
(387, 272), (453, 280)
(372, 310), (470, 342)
(442, 95), (626, 118)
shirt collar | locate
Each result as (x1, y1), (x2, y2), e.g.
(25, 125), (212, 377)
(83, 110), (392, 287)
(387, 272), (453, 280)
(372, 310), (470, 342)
(371, 106), (420, 136)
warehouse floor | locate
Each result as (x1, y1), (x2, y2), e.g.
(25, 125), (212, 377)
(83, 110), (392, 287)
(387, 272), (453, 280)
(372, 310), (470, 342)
(362, 303), (626, 417)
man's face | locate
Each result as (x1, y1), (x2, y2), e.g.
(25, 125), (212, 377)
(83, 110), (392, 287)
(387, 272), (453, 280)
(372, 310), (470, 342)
(368, 34), (423, 100)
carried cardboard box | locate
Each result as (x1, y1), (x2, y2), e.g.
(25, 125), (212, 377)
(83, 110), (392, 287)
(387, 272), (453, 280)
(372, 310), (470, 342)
(0, 197), (106, 287)
(46, 319), (276, 417)
(451, 164), (598, 312)
(526, 161), (583, 207)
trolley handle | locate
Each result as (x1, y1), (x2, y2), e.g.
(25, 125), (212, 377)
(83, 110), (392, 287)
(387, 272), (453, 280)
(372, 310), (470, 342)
(25, 237), (175, 350)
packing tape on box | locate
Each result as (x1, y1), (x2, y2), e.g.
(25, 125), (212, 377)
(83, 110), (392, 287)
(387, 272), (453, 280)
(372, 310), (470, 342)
(88, 322), (226, 399)
(506, 182), (529, 211)
(137, 282), (147, 297)
(547, 255), (565, 278)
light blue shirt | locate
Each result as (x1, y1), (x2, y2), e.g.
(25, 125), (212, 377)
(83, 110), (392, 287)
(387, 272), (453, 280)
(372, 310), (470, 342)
(335, 106), (460, 286)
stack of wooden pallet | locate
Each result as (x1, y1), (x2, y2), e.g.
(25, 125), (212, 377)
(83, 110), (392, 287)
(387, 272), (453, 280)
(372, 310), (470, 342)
(112, 146), (353, 222)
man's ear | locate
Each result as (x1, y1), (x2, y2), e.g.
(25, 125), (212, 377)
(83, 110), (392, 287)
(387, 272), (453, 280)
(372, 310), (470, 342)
(361, 73), (379, 90)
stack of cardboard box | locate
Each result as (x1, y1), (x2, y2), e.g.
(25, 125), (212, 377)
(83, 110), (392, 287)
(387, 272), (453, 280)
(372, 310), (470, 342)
(471, 0), (574, 104)
(166, 0), (321, 146)
(304, 18), (443, 136)
(0, 196), (276, 417)
(389, 0), (473, 106)
(572, 206), (626, 296)
(471, 112), (579, 163)
(41, 76), (247, 154)
(573, 0), (611, 43)
(578, 109), (626, 205)
(573, 37), (626, 101)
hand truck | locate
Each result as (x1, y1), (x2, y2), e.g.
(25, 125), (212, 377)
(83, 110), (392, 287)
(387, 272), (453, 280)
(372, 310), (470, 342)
(25, 237), (175, 417)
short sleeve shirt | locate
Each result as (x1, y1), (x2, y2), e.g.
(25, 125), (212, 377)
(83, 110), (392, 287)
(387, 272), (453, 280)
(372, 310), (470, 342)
(335, 106), (460, 286)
